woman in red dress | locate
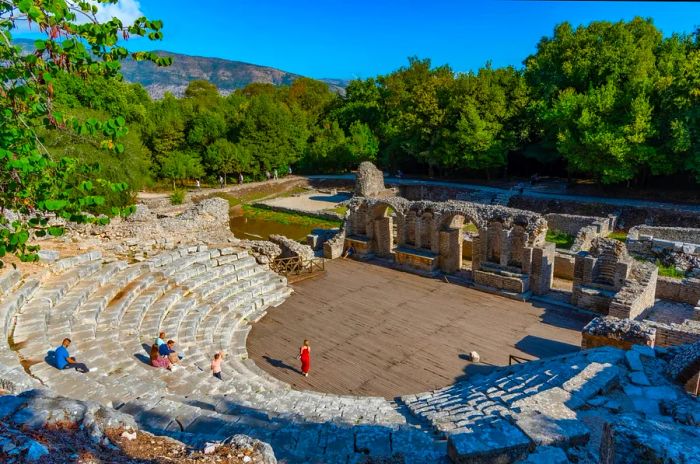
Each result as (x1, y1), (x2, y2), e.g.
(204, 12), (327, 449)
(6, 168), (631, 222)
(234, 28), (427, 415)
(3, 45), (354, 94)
(298, 339), (310, 377)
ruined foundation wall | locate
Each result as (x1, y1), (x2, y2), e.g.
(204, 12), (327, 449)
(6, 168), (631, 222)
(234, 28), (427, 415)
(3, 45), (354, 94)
(655, 277), (700, 306)
(628, 226), (700, 244)
(609, 263), (659, 320)
(545, 213), (615, 237)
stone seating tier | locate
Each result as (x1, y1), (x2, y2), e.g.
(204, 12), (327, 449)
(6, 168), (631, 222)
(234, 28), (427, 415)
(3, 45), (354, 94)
(1, 247), (443, 463)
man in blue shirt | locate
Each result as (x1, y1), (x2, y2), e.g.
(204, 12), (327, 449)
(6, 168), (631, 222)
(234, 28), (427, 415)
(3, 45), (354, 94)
(54, 338), (89, 373)
(159, 339), (182, 368)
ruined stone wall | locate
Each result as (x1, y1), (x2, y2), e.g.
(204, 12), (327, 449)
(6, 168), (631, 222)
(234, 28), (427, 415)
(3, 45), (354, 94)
(648, 321), (700, 347)
(554, 251), (576, 280)
(510, 195), (700, 229)
(609, 262), (659, 320)
(581, 316), (700, 349)
(628, 226), (700, 244)
(655, 277), (700, 306)
(581, 317), (656, 349)
(62, 198), (232, 258)
(545, 213), (615, 238)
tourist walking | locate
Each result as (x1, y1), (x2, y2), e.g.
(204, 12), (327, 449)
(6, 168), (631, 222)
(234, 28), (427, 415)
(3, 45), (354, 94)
(298, 339), (311, 377)
(273, 168), (278, 180)
(211, 351), (224, 380)
(218, 175), (224, 188)
(288, 166), (292, 176)
(54, 338), (90, 373)
(265, 170), (271, 180)
(150, 343), (171, 370)
(195, 179), (201, 190)
(238, 172), (244, 184)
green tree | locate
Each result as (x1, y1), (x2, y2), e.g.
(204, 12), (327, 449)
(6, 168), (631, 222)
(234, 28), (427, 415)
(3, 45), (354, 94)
(525, 18), (661, 184)
(0, 0), (169, 265)
(346, 121), (379, 165)
(204, 139), (252, 183)
(160, 151), (204, 189)
(444, 66), (529, 175)
(378, 57), (454, 175)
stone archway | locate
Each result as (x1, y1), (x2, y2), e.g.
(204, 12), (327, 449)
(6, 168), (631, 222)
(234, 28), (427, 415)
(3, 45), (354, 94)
(371, 202), (401, 257)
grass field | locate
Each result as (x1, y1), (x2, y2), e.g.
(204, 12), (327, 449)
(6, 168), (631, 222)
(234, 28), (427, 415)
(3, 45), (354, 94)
(242, 205), (342, 229)
(546, 230), (575, 249)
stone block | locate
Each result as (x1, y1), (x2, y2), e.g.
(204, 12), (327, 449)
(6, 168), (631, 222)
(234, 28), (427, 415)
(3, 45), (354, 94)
(519, 446), (568, 464)
(514, 411), (589, 448)
(629, 371), (651, 386)
(353, 426), (391, 456)
(38, 250), (60, 263)
(562, 363), (620, 408)
(447, 419), (531, 464)
(631, 344), (656, 358)
(625, 350), (643, 371)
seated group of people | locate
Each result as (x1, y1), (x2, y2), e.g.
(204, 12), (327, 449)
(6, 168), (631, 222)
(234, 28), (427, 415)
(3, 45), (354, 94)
(53, 333), (224, 380)
(150, 332), (183, 371)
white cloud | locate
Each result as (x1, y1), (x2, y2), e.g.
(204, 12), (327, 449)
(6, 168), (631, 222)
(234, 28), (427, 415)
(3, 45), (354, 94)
(93, 0), (144, 25)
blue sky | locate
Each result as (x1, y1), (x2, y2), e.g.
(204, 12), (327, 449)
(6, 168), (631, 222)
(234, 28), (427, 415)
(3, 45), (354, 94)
(17, 1), (700, 79)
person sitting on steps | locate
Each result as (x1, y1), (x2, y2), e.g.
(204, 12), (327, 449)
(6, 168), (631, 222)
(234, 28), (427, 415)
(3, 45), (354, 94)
(54, 338), (90, 373)
(155, 332), (166, 347)
(211, 351), (224, 380)
(150, 343), (171, 370)
(159, 340), (183, 368)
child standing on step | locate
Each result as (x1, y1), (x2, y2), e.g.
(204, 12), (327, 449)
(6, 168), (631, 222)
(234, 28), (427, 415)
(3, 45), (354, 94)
(211, 351), (224, 380)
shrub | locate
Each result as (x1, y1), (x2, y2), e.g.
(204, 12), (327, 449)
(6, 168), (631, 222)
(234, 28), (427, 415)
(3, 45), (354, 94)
(170, 189), (185, 205)
(655, 260), (686, 279)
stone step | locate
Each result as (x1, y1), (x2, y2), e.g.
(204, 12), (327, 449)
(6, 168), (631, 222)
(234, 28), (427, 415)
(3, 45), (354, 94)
(1, 276), (43, 337)
(0, 269), (21, 297)
(72, 264), (151, 327)
(47, 261), (128, 328)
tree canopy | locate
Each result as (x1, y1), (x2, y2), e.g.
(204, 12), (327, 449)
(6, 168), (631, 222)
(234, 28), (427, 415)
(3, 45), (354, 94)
(3, 12), (699, 268)
(0, 0), (169, 266)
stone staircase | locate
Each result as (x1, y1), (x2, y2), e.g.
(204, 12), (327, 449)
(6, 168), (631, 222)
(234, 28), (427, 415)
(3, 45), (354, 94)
(0, 247), (449, 463)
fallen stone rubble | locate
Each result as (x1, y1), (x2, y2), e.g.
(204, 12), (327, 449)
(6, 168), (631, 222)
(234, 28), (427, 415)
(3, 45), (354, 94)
(0, 389), (277, 464)
(403, 344), (700, 463)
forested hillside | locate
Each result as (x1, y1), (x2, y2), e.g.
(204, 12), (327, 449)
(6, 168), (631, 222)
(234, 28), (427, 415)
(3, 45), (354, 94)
(41, 17), (700, 211)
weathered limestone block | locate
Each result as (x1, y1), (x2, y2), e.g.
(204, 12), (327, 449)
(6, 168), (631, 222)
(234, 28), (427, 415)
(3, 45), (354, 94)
(519, 446), (569, 464)
(599, 415), (700, 464)
(269, 234), (315, 261)
(447, 419), (531, 464)
(666, 340), (700, 385)
(324, 230), (345, 259)
(514, 410), (590, 448)
(561, 363), (620, 409)
(581, 317), (656, 350)
(354, 161), (387, 197)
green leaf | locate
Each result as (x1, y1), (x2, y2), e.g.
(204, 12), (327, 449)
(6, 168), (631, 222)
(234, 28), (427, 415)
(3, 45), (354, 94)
(44, 199), (68, 211)
(48, 226), (64, 237)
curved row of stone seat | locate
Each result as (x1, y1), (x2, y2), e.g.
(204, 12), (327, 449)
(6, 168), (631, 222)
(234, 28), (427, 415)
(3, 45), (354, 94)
(4, 247), (402, 425)
(14, 247), (272, 404)
(1, 246), (434, 462)
(0, 251), (111, 393)
(117, 393), (447, 464)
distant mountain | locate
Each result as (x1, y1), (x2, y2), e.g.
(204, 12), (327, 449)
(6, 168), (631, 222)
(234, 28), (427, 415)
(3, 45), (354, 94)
(13, 39), (349, 98)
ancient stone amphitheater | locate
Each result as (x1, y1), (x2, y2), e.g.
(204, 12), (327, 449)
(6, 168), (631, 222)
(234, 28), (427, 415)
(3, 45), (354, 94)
(1, 177), (700, 463)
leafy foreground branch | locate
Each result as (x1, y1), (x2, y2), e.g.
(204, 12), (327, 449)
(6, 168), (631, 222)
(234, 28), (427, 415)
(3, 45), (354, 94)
(0, 0), (170, 266)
